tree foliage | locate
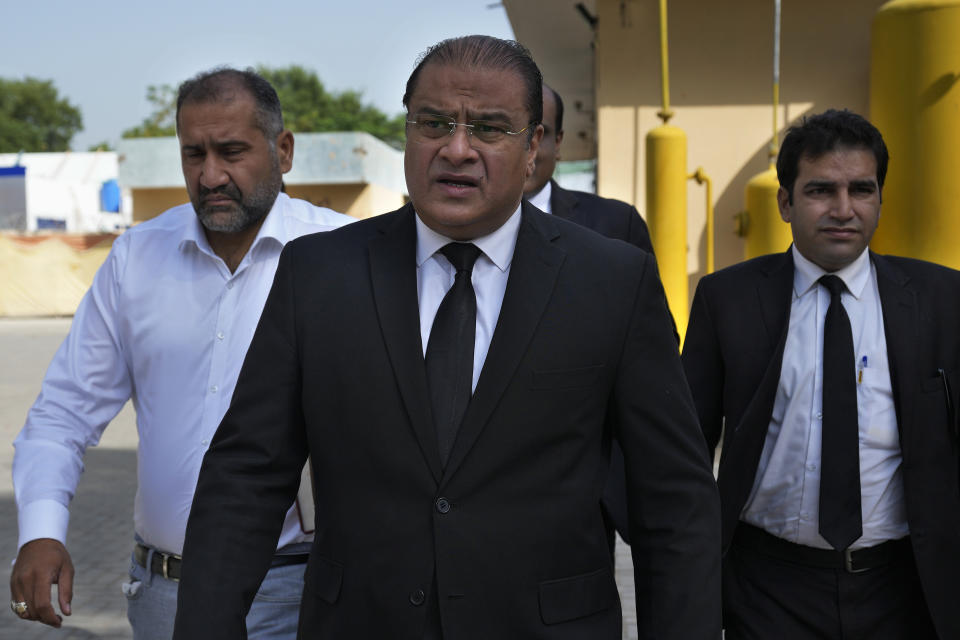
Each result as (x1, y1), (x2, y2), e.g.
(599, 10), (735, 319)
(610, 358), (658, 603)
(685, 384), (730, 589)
(0, 77), (83, 152)
(121, 66), (405, 148)
(256, 65), (406, 148)
(121, 84), (177, 138)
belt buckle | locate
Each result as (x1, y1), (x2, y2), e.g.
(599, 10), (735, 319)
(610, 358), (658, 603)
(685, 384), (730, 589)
(161, 554), (178, 582)
(844, 548), (869, 574)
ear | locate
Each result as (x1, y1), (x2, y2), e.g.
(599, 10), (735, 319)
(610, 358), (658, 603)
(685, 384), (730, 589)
(525, 124), (544, 178)
(777, 186), (791, 223)
(276, 130), (294, 174)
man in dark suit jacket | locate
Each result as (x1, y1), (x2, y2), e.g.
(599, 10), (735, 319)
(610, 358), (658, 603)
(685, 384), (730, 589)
(523, 83), (656, 549)
(172, 36), (720, 640)
(682, 109), (960, 639)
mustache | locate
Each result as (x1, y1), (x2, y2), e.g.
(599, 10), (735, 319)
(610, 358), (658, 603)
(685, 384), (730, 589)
(199, 183), (242, 202)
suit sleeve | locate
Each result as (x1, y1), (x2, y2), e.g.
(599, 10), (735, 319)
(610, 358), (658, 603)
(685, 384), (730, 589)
(613, 253), (722, 640)
(625, 205), (655, 256)
(681, 280), (725, 458)
(173, 244), (309, 640)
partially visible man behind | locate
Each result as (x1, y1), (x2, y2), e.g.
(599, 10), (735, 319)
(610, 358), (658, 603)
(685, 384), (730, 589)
(523, 82), (653, 253)
(173, 35), (719, 640)
(10, 67), (352, 639)
(682, 109), (960, 639)
(524, 82), (657, 550)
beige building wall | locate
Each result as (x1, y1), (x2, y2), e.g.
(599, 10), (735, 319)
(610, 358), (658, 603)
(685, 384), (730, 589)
(594, 0), (884, 308)
(131, 187), (190, 222)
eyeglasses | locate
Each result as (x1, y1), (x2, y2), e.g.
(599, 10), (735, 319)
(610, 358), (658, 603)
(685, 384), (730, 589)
(406, 114), (535, 145)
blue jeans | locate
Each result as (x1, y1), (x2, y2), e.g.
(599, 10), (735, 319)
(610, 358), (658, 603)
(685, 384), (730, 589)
(124, 549), (305, 640)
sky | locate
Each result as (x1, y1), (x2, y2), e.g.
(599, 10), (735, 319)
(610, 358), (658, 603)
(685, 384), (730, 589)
(1, 1), (515, 151)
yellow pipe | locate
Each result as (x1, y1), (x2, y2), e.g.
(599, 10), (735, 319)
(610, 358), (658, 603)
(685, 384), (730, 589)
(657, 0), (673, 123)
(647, 125), (688, 340)
(689, 168), (714, 274)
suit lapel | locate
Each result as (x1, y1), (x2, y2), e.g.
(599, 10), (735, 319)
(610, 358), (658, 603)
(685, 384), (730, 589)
(718, 250), (794, 548)
(873, 253), (919, 439)
(548, 180), (585, 226)
(441, 203), (566, 483)
(369, 205), (443, 483)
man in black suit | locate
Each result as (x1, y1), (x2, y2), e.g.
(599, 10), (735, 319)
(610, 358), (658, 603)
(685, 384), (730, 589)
(682, 109), (960, 639)
(172, 36), (720, 640)
(523, 83), (657, 549)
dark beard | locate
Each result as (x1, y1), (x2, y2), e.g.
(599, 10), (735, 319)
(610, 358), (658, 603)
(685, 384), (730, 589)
(194, 170), (282, 233)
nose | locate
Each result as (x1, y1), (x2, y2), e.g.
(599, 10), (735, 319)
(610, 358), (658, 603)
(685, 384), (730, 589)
(437, 123), (478, 165)
(199, 155), (229, 190)
(832, 189), (855, 221)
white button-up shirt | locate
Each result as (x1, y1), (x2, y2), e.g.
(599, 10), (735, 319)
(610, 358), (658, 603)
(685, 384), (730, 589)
(415, 205), (521, 392)
(742, 245), (908, 549)
(13, 193), (353, 556)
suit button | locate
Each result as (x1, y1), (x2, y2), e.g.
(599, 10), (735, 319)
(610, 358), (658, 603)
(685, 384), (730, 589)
(410, 589), (425, 606)
(436, 497), (451, 514)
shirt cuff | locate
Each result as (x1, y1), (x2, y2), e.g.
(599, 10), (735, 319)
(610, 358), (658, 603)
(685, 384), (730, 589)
(17, 499), (70, 550)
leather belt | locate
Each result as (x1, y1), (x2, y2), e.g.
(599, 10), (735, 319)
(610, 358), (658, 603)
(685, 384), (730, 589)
(134, 544), (309, 582)
(734, 522), (911, 574)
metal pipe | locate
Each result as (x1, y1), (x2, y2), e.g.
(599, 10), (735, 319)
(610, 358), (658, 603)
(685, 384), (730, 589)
(658, 0), (674, 123)
(689, 168), (714, 274)
(771, 0), (781, 159)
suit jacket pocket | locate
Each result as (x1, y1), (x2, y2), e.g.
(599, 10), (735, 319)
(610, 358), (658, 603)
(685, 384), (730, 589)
(538, 566), (617, 625)
(305, 555), (343, 604)
(531, 364), (603, 390)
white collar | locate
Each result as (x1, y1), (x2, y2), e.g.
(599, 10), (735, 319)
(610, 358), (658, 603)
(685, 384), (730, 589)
(414, 203), (523, 273)
(791, 244), (871, 300)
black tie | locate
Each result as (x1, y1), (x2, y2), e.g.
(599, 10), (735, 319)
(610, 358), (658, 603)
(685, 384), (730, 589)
(818, 274), (862, 550)
(426, 243), (482, 466)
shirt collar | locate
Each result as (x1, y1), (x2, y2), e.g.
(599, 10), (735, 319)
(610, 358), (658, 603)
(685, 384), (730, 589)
(791, 243), (871, 300)
(415, 203), (523, 273)
(526, 180), (552, 214)
(179, 192), (289, 259)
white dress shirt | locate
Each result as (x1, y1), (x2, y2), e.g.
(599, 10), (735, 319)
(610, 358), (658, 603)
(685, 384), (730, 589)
(415, 205), (521, 391)
(13, 193), (353, 556)
(742, 245), (908, 549)
(526, 180), (552, 214)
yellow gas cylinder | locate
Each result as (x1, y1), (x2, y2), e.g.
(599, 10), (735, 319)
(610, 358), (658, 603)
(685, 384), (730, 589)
(870, 0), (960, 268)
(646, 123), (688, 339)
(739, 165), (791, 259)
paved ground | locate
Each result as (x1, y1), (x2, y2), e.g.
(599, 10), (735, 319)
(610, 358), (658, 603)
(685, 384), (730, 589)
(0, 317), (638, 639)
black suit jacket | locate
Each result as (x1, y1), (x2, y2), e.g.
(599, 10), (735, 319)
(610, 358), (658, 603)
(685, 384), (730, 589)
(542, 180), (656, 546)
(172, 202), (720, 640)
(681, 248), (960, 639)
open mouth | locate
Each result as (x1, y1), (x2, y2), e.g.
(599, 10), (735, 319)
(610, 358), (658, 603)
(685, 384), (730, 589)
(437, 175), (479, 189)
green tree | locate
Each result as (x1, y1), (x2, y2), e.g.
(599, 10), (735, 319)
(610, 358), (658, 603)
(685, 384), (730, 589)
(121, 67), (405, 148)
(121, 84), (177, 138)
(0, 77), (83, 152)
(257, 65), (406, 148)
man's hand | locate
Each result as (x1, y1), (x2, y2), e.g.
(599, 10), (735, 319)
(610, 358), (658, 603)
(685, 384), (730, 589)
(9, 538), (74, 627)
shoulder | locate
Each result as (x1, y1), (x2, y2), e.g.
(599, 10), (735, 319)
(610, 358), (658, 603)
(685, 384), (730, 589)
(567, 188), (637, 215)
(876, 253), (960, 281)
(113, 202), (196, 250)
(696, 252), (788, 292)
(286, 205), (407, 255)
(277, 194), (356, 239)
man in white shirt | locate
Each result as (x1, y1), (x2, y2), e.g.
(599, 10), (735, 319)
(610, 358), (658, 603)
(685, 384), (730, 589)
(9, 67), (352, 639)
(682, 109), (960, 639)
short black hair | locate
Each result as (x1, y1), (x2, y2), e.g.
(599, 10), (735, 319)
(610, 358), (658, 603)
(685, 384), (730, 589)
(176, 67), (284, 142)
(544, 84), (564, 135)
(776, 108), (888, 204)
(403, 35), (543, 137)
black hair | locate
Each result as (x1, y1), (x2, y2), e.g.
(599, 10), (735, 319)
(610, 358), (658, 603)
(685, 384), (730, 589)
(777, 108), (888, 203)
(176, 67), (284, 141)
(402, 35), (543, 137)
(544, 84), (564, 134)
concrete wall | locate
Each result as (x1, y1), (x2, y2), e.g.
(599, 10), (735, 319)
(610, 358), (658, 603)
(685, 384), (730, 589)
(593, 0), (884, 308)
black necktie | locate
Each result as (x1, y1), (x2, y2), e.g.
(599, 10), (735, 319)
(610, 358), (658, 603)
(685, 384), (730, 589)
(426, 243), (481, 466)
(818, 274), (863, 550)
